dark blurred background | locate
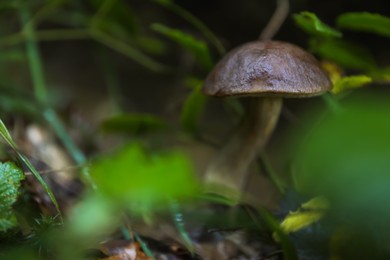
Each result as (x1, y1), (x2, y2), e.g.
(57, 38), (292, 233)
(37, 0), (390, 120)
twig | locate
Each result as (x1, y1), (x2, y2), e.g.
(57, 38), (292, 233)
(259, 0), (290, 40)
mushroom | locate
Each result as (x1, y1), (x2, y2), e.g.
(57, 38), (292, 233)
(203, 40), (332, 202)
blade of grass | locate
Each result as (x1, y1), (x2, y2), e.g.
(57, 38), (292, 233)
(19, 2), (95, 188)
(152, 0), (225, 56)
(0, 119), (62, 221)
(89, 28), (170, 73)
(20, 7), (47, 104)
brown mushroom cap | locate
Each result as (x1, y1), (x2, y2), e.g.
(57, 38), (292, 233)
(203, 40), (332, 97)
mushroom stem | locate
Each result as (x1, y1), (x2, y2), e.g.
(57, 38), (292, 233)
(204, 97), (282, 201)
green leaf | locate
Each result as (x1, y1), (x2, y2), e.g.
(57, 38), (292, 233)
(180, 78), (207, 134)
(293, 12), (342, 38)
(309, 38), (376, 71)
(151, 23), (213, 69)
(101, 113), (168, 135)
(332, 75), (372, 94)
(91, 143), (199, 214)
(0, 161), (25, 231)
(278, 197), (329, 236)
(337, 12), (390, 38)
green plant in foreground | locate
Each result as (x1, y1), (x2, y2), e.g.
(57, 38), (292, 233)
(0, 162), (25, 231)
(0, 119), (61, 218)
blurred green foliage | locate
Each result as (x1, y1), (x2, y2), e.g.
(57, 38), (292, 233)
(294, 96), (390, 232)
(294, 11), (390, 90)
(290, 96), (390, 257)
(310, 38), (377, 71)
(91, 143), (200, 214)
(101, 113), (168, 135)
(336, 12), (390, 38)
(0, 0), (389, 258)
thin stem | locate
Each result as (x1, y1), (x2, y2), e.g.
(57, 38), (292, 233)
(134, 233), (155, 259)
(155, 0), (225, 56)
(259, 0), (290, 40)
(0, 29), (89, 47)
(89, 29), (170, 73)
(19, 4), (47, 104)
(90, 0), (117, 28)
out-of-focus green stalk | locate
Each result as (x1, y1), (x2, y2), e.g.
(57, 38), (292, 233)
(19, 5), (47, 104)
(18, 2), (94, 188)
(153, 0), (225, 56)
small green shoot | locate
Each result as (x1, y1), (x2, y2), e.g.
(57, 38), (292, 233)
(293, 12), (342, 38)
(337, 12), (390, 38)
